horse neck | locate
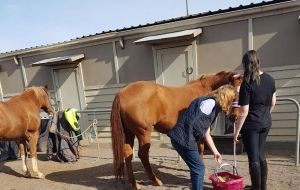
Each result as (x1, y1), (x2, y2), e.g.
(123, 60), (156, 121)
(201, 77), (230, 90)
(24, 89), (42, 109)
(184, 75), (232, 96)
(32, 88), (53, 114)
(183, 81), (212, 98)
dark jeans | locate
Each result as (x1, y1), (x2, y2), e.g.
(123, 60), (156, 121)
(0, 141), (19, 162)
(171, 140), (204, 190)
(241, 127), (270, 163)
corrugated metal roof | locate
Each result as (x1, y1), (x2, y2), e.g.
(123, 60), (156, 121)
(0, 0), (293, 56)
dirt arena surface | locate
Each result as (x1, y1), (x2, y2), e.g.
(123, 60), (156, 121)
(0, 142), (299, 190)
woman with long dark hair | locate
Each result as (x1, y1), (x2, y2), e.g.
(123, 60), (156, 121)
(234, 50), (276, 190)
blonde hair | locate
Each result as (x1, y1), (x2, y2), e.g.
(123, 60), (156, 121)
(208, 84), (236, 115)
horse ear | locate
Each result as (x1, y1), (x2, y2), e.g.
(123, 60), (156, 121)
(233, 74), (241, 79)
(44, 85), (48, 90)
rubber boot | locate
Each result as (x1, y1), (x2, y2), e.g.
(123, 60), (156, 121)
(260, 160), (268, 190)
(249, 162), (261, 190)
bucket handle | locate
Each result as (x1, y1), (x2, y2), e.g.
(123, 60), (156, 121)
(214, 163), (238, 182)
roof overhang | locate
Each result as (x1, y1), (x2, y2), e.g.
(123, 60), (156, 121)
(134, 28), (202, 44)
(31, 54), (85, 67)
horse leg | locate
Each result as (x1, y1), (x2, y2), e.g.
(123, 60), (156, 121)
(28, 133), (44, 178)
(137, 133), (163, 187)
(19, 139), (31, 177)
(123, 127), (140, 190)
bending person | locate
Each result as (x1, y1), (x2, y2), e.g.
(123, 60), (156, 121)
(168, 84), (238, 190)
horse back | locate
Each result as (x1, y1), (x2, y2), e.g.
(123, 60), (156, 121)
(116, 81), (198, 133)
(0, 96), (40, 139)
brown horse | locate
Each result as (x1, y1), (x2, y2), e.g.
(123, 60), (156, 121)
(0, 85), (55, 178)
(110, 71), (242, 189)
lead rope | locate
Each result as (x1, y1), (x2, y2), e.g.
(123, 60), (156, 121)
(92, 119), (101, 160)
(232, 101), (240, 175)
(233, 123), (237, 173)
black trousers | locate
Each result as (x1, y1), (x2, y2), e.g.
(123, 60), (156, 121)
(241, 127), (270, 163)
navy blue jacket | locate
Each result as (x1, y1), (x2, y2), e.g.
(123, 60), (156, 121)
(168, 96), (220, 150)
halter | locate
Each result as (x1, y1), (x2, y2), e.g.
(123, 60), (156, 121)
(231, 101), (240, 108)
(229, 74), (241, 109)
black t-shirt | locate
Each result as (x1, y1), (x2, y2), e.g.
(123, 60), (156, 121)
(239, 72), (276, 129)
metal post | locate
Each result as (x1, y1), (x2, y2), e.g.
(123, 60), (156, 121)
(277, 98), (300, 166)
(77, 109), (111, 141)
(185, 0), (189, 16)
(76, 109), (111, 159)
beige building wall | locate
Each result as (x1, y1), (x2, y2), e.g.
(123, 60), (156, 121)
(0, 59), (24, 95)
(23, 60), (54, 89)
(254, 11), (300, 67)
(197, 20), (248, 75)
(264, 65), (300, 142)
(22, 42), (117, 89)
(0, 1), (299, 143)
(117, 39), (155, 83)
(80, 43), (116, 86)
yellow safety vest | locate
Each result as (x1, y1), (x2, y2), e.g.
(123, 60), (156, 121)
(64, 108), (80, 131)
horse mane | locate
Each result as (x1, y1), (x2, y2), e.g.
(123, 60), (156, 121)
(23, 86), (49, 103)
(25, 86), (47, 94)
(186, 71), (228, 86)
(192, 71), (228, 81)
(24, 86), (40, 95)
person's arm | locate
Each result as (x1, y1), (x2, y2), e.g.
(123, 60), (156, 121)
(270, 92), (276, 113)
(204, 127), (222, 164)
(233, 105), (249, 143)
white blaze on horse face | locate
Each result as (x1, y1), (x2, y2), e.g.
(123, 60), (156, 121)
(237, 85), (240, 93)
(231, 86), (241, 108)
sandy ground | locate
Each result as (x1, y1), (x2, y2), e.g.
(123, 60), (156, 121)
(0, 142), (299, 190)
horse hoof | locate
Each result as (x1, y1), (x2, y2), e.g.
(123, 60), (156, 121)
(132, 182), (141, 190)
(37, 172), (45, 179)
(24, 171), (31, 178)
(152, 177), (163, 186)
(38, 173), (45, 179)
(32, 172), (45, 179)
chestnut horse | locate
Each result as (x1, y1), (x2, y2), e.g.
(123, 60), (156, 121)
(0, 86), (55, 178)
(110, 71), (242, 189)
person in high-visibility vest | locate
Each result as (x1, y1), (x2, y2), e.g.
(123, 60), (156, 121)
(64, 108), (82, 141)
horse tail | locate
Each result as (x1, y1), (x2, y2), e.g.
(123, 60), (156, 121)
(110, 94), (125, 179)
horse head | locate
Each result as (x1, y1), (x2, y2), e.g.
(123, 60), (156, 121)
(199, 71), (242, 90)
(228, 74), (243, 122)
(33, 85), (55, 116)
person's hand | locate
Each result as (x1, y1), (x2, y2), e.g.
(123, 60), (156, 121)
(233, 131), (239, 143)
(214, 151), (222, 164)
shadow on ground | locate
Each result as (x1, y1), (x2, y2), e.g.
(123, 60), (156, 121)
(0, 161), (24, 177)
(45, 161), (214, 189)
